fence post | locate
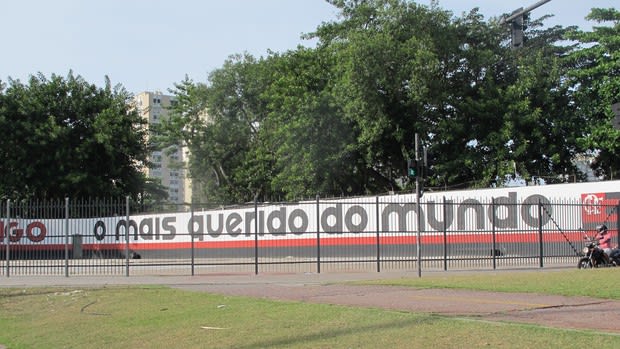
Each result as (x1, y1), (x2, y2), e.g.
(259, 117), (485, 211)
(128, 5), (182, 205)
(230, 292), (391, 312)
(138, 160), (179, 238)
(4, 199), (9, 277)
(125, 196), (130, 277)
(64, 198), (69, 277)
(316, 194), (321, 274)
(616, 202), (620, 249)
(492, 198), (497, 270)
(375, 196), (380, 272)
(443, 197), (447, 271)
(190, 203), (195, 276)
(254, 196), (259, 275)
(538, 200), (544, 268)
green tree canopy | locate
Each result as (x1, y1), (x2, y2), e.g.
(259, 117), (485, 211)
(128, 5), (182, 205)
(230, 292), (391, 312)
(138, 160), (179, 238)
(566, 8), (620, 179)
(159, 0), (616, 203)
(161, 55), (273, 203)
(260, 48), (358, 199)
(0, 72), (150, 199)
(312, 0), (580, 188)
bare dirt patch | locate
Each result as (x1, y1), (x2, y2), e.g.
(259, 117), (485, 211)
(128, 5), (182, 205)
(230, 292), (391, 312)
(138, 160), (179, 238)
(175, 282), (620, 334)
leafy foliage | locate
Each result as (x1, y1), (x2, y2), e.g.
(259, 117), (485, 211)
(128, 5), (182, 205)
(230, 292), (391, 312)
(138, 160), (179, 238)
(0, 73), (150, 199)
(565, 8), (620, 179)
(156, 0), (619, 202)
(6, 1), (614, 203)
(0, 0), (620, 203)
(261, 48), (359, 199)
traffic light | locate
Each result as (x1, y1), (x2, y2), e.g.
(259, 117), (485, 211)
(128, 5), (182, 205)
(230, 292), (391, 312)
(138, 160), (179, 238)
(511, 14), (524, 48)
(407, 159), (417, 178)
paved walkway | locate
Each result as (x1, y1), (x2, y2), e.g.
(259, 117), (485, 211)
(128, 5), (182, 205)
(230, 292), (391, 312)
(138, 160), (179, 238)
(2, 270), (620, 335)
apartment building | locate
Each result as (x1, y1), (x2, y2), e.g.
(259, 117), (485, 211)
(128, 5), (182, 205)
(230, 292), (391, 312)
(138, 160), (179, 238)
(134, 91), (192, 205)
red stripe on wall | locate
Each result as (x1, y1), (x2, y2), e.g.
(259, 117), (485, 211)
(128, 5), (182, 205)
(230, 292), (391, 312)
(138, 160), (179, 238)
(1, 230), (601, 251)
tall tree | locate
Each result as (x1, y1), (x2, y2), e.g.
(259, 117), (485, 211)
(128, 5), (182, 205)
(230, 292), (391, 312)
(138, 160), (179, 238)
(313, 0), (460, 191)
(565, 8), (620, 179)
(161, 0), (601, 203)
(162, 54), (274, 203)
(455, 15), (582, 187)
(260, 48), (359, 199)
(0, 73), (149, 199)
(312, 0), (581, 189)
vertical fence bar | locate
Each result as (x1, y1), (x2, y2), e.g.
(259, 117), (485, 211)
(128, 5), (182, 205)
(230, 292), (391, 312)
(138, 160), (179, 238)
(616, 202), (620, 249)
(491, 198), (497, 270)
(375, 196), (380, 272)
(415, 133), (422, 277)
(316, 194), (321, 274)
(4, 199), (9, 277)
(416, 199), (422, 278)
(538, 200), (544, 268)
(254, 197), (259, 275)
(443, 197), (447, 271)
(191, 203), (195, 276)
(125, 196), (130, 277)
(64, 198), (69, 277)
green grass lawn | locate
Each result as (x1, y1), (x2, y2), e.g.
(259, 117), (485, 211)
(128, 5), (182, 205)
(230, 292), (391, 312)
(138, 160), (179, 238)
(1, 269), (619, 348)
(356, 268), (620, 299)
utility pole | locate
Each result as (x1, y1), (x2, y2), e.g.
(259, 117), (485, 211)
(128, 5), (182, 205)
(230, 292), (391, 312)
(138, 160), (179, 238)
(408, 134), (425, 277)
(415, 133), (422, 277)
(500, 0), (552, 49)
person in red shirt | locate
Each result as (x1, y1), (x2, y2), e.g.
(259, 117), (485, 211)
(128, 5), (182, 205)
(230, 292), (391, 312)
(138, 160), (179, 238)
(595, 225), (612, 263)
(598, 225), (620, 266)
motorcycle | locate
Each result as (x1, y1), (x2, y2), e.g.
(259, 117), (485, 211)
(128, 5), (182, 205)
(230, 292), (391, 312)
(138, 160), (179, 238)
(577, 236), (620, 269)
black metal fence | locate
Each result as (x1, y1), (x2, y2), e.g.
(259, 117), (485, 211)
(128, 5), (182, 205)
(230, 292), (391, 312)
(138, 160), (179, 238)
(1, 196), (618, 277)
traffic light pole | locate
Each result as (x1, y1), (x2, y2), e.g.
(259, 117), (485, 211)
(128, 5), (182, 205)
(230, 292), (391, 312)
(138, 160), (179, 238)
(499, 0), (552, 25)
(500, 0), (552, 48)
(415, 133), (422, 277)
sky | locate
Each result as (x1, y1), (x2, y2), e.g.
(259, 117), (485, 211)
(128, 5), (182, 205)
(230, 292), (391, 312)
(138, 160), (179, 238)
(1, 0), (617, 95)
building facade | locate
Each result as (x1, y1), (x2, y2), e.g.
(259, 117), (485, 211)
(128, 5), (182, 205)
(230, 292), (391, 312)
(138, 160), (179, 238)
(135, 91), (192, 205)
